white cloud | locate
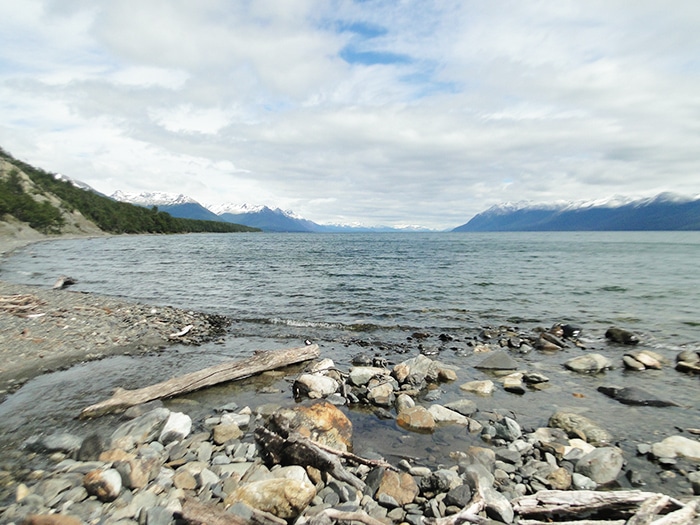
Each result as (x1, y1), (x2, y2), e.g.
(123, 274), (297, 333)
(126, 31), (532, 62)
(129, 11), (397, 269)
(0, 0), (699, 229)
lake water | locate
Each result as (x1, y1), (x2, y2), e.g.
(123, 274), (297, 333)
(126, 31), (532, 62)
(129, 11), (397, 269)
(1, 231), (699, 496)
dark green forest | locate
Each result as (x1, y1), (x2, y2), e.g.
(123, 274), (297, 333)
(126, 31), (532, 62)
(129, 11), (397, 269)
(0, 148), (259, 235)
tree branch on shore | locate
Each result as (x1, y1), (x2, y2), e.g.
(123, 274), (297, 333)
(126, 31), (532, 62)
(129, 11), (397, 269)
(80, 344), (320, 418)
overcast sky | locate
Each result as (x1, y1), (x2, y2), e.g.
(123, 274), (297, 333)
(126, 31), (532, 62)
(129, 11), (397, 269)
(1, 1), (699, 229)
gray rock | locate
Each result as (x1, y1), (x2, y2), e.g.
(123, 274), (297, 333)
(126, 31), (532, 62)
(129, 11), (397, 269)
(25, 432), (83, 454)
(651, 435), (700, 461)
(564, 354), (612, 374)
(144, 506), (174, 525)
(459, 380), (494, 395)
(475, 350), (518, 370)
(493, 417), (522, 442)
(159, 411), (192, 445)
(444, 399), (477, 417)
(111, 408), (171, 449)
(445, 484), (472, 508)
(293, 373), (339, 399)
(78, 434), (106, 461)
(688, 471), (700, 496)
(575, 447), (624, 484)
(349, 366), (389, 386)
(428, 404), (470, 425)
(605, 326), (640, 345)
(597, 386), (678, 407)
(570, 472), (597, 490)
(548, 411), (612, 446)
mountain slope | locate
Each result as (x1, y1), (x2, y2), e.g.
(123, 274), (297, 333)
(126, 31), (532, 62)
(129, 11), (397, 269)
(111, 191), (223, 222)
(0, 148), (259, 235)
(454, 193), (700, 232)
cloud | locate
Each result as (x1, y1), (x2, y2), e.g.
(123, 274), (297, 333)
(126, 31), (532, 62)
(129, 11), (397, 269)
(0, 0), (699, 229)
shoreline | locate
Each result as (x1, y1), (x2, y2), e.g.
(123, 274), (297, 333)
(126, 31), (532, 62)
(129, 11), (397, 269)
(0, 232), (230, 399)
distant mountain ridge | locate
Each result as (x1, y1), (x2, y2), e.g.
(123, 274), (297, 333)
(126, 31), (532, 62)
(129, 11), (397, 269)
(453, 192), (700, 232)
(111, 191), (437, 232)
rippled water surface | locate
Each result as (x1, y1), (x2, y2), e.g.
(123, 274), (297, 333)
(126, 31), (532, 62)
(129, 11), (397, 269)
(1, 232), (699, 496)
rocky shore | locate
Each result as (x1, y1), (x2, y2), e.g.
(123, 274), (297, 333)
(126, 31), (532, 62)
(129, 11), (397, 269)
(1, 342), (699, 524)
(1, 236), (699, 524)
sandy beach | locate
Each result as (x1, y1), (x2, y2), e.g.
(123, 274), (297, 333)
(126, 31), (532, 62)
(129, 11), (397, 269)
(0, 231), (230, 398)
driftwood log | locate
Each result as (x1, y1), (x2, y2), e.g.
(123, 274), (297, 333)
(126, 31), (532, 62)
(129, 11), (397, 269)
(80, 344), (320, 418)
(512, 490), (695, 523)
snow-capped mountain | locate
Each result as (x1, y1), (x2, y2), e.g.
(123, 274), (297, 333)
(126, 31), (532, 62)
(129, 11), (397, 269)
(110, 191), (198, 206)
(453, 192), (700, 232)
(53, 173), (102, 194)
(206, 203), (266, 215)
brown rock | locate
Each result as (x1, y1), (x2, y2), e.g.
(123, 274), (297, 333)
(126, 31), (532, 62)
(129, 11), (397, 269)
(213, 422), (243, 445)
(376, 471), (419, 506)
(115, 455), (161, 489)
(99, 448), (136, 463)
(546, 467), (572, 490)
(173, 468), (198, 490)
(437, 367), (458, 382)
(83, 469), (121, 502)
(396, 406), (435, 433)
(271, 401), (353, 452)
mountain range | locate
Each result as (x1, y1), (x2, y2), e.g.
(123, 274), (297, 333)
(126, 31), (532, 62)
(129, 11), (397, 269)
(110, 191), (436, 233)
(111, 190), (700, 232)
(453, 192), (700, 232)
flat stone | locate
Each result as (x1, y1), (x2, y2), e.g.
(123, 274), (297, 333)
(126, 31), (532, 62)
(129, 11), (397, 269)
(459, 380), (494, 396)
(597, 386), (678, 407)
(110, 408), (170, 449)
(475, 350), (518, 370)
(564, 354), (612, 374)
(443, 399), (477, 417)
(213, 422), (243, 444)
(651, 435), (700, 461)
(428, 405), (470, 425)
(548, 411), (612, 446)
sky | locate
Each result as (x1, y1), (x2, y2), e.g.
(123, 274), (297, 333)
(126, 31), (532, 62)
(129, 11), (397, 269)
(1, 1), (699, 230)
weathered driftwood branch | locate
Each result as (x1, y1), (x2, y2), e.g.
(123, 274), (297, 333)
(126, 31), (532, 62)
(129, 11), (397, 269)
(53, 275), (77, 289)
(254, 426), (366, 492)
(512, 490), (686, 522)
(425, 496), (487, 525)
(650, 500), (698, 525)
(305, 508), (389, 525)
(80, 344), (319, 418)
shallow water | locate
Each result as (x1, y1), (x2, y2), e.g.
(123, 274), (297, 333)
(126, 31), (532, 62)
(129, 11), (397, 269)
(1, 232), (699, 497)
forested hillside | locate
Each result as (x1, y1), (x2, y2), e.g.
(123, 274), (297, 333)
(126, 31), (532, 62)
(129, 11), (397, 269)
(0, 148), (259, 235)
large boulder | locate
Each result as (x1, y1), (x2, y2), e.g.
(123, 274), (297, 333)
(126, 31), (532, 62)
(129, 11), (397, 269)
(110, 408), (170, 450)
(376, 471), (419, 506)
(293, 374), (339, 399)
(224, 478), (316, 519)
(475, 350), (518, 371)
(270, 402), (353, 452)
(548, 411), (612, 446)
(575, 447), (624, 484)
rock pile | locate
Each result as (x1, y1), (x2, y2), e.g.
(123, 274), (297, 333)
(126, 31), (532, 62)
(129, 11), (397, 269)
(4, 347), (699, 524)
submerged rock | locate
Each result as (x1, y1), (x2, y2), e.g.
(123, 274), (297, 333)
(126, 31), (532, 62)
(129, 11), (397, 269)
(597, 386), (679, 407)
(475, 350), (518, 371)
(605, 326), (640, 345)
(459, 380), (494, 396)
